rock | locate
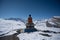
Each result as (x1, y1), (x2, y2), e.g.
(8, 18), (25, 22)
(39, 33), (52, 37)
(0, 34), (19, 40)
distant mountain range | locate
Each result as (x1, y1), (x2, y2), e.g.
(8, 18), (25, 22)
(5, 18), (26, 23)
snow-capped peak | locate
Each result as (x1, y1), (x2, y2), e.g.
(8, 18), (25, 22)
(53, 16), (60, 19)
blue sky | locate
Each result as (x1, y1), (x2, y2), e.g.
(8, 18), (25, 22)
(0, 0), (60, 19)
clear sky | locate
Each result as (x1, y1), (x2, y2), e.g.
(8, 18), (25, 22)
(0, 0), (60, 19)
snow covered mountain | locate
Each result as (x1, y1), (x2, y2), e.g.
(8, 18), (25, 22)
(0, 18), (25, 37)
(46, 16), (60, 28)
(0, 17), (60, 40)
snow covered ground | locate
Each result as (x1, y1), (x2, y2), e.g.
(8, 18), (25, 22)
(0, 18), (25, 37)
(17, 19), (60, 40)
(0, 18), (60, 40)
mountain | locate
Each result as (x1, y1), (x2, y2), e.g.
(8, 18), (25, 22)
(5, 18), (26, 23)
(0, 18), (25, 37)
(0, 17), (60, 40)
(46, 16), (60, 28)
